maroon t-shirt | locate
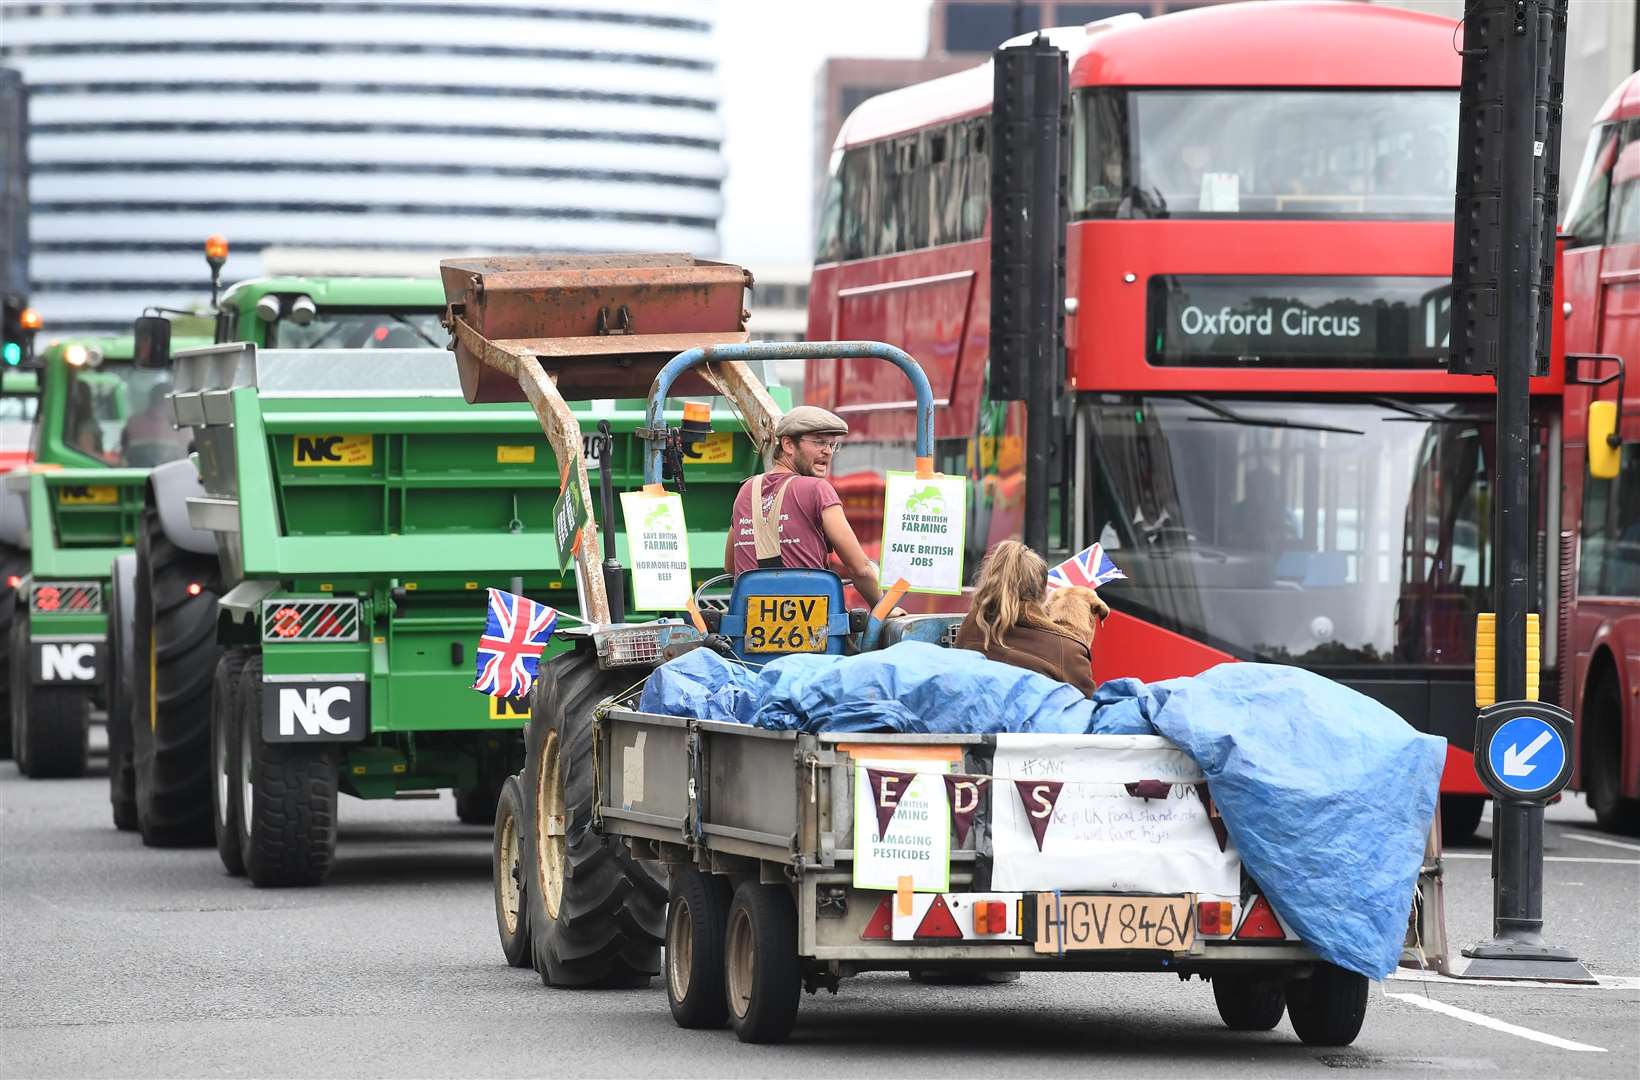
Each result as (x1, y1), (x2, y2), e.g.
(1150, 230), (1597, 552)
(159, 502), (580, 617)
(730, 472), (842, 576)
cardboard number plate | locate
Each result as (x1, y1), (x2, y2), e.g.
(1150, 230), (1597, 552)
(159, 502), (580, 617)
(1034, 894), (1196, 953)
(744, 595), (829, 654)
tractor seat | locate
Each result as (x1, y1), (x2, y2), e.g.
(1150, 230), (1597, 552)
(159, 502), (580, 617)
(719, 568), (851, 661)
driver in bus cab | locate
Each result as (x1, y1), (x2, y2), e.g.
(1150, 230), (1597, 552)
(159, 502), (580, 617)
(726, 406), (904, 616)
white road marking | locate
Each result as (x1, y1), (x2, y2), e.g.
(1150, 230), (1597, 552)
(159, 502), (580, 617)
(1383, 991), (1607, 1052)
(1444, 853), (1638, 865)
(1388, 969), (1640, 992)
(1564, 832), (1640, 854)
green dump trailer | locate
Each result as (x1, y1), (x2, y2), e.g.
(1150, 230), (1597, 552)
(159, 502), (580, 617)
(1, 336), (204, 778)
(128, 329), (762, 883)
(108, 273), (449, 839)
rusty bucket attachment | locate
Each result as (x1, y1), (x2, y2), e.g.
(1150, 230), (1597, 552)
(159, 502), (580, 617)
(440, 253), (752, 403)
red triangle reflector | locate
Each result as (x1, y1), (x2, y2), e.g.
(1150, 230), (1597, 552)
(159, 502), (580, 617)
(1234, 895), (1285, 941)
(861, 897), (893, 940)
(914, 894), (963, 939)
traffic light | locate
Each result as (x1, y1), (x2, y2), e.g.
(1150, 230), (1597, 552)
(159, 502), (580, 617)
(2, 297), (40, 368)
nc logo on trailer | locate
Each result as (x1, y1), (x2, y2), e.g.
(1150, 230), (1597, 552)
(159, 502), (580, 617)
(32, 641), (103, 684)
(1473, 701), (1573, 801)
(261, 680), (367, 742)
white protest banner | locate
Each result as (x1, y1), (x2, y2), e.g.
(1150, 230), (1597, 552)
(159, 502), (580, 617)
(852, 756), (952, 892)
(619, 490), (692, 612)
(989, 733), (1239, 897)
(880, 470), (967, 595)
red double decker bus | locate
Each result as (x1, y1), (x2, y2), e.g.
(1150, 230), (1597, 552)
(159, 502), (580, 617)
(807, 1), (1569, 841)
(1561, 71), (1640, 834)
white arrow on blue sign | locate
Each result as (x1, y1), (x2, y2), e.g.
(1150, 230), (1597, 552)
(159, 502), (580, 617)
(1485, 715), (1567, 796)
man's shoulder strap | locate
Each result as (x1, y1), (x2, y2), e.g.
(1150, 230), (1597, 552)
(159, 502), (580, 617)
(749, 473), (791, 565)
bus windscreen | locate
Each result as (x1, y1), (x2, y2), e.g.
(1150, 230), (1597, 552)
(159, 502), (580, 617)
(1073, 89), (1457, 220)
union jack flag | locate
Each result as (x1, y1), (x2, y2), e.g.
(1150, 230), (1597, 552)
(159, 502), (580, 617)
(472, 588), (559, 699)
(1047, 542), (1127, 591)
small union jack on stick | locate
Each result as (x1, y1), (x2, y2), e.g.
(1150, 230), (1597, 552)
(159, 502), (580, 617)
(472, 588), (559, 699)
(1047, 542), (1127, 591)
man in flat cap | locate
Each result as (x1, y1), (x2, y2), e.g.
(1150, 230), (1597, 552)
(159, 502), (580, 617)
(726, 405), (901, 614)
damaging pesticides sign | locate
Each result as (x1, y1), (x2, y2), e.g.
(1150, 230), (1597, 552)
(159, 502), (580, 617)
(620, 490), (692, 612)
(852, 757), (953, 892)
(880, 471), (967, 595)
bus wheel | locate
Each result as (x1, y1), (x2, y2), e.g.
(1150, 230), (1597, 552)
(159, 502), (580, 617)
(725, 882), (801, 1045)
(666, 867), (732, 1030)
(492, 774), (531, 968)
(1285, 962), (1367, 1046)
(1439, 795), (1485, 845)
(1585, 674), (1640, 835)
(1212, 973), (1287, 1030)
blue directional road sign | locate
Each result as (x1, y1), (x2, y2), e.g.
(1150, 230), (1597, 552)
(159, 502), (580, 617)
(1475, 702), (1574, 800)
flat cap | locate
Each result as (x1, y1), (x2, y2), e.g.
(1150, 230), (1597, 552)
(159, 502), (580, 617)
(774, 405), (849, 439)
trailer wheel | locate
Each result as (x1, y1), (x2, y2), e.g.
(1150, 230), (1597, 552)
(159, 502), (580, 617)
(725, 882), (801, 1044)
(456, 784), (501, 826)
(492, 773), (531, 967)
(0, 541), (25, 760)
(521, 649), (664, 987)
(9, 607), (89, 779)
(210, 649), (250, 875)
(1212, 973), (1287, 1030)
(666, 867), (732, 1029)
(1285, 962), (1368, 1046)
(236, 653), (339, 887)
(106, 554), (139, 830)
(131, 508), (220, 847)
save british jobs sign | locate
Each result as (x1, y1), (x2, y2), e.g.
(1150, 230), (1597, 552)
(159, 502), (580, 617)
(880, 471), (967, 595)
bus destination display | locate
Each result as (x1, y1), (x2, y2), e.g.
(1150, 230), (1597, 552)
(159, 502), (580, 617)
(1147, 276), (1451, 368)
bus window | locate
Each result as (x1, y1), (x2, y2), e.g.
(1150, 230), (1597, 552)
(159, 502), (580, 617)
(1580, 444), (1640, 598)
(1606, 123), (1640, 245)
(1072, 88), (1457, 220)
(1563, 122), (1619, 247)
(815, 170), (843, 263)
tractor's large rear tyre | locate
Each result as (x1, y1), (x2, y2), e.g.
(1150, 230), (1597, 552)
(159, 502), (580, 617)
(210, 649), (250, 875)
(1212, 973), (1287, 1031)
(492, 774), (531, 967)
(9, 607), (89, 779)
(106, 553), (139, 830)
(666, 866), (732, 1030)
(520, 649), (663, 988)
(0, 541), (25, 761)
(1285, 962), (1368, 1046)
(1585, 674), (1640, 836)
(236, 654), (339, 887)
(132, 508), (221, 848)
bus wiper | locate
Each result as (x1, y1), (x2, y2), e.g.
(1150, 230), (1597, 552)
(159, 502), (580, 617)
(1372, 396), (1492, 424)
(1181, 395), (1363, 436)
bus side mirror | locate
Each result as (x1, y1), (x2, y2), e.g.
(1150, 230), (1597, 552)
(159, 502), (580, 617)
(1588, 400), (1621, 480)
(132, 316), (171, 369)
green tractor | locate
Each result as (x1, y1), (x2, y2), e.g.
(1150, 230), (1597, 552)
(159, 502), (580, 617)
(115, 254), (768, 881)
(1, 335), (206, 779)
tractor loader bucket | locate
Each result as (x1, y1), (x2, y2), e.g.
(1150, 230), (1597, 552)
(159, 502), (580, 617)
(439, 254), (783, 628)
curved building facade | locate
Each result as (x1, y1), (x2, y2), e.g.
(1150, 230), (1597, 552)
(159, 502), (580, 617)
(0, 0), (725, 332)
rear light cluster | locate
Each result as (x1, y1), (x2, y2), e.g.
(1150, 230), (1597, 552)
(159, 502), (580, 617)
(1198, 896), (1286, 940)
(261, 597), (361, 643)
(30, 581), (101, 614)
(593, 622), (702, 669)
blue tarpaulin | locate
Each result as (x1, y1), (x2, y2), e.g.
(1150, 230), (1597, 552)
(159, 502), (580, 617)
(639, 642), (1443, 980)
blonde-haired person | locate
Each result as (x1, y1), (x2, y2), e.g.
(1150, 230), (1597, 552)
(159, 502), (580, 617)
(953, 540), (1098, 697)
(1045, 585), (1108, 686)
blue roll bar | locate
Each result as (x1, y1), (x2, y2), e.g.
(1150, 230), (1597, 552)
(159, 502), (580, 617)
(642, 340), (936, 487)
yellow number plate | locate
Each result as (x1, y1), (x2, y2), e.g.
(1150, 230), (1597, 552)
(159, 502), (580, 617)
(57, 485), (118, 506)
(691, 432), (735, 465)
(293, 434), (374, 467)
(1034, 894), (1196, 953)
(744, 595), (830, 654)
